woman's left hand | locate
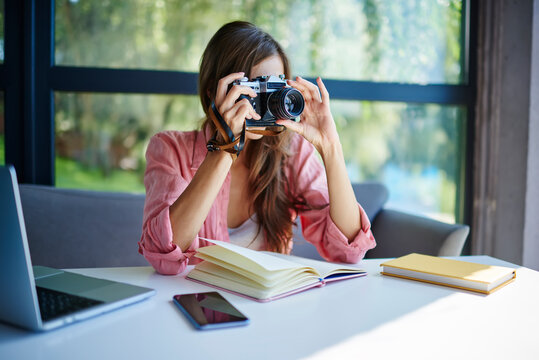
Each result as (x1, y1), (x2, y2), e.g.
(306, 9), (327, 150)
(279, 76), (363, 241)
(276, 76), (340, 156)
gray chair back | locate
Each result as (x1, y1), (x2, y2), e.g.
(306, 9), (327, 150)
(18, 181), (468, 267)
(369, 209), (469, 258)
(292, 182), (469, 260)
(19, 185), (147, 268)
(291, 182), (389, 260)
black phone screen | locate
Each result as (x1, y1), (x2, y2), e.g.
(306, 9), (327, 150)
(172, 292), (249, 330)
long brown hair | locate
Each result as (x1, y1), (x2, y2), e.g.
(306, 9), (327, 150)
(199, 21), (302, 253)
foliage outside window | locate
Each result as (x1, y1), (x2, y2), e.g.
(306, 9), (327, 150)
(55, 92), (202, 193)
(56, 0), (462, 83)
(54, 0), (465, 223)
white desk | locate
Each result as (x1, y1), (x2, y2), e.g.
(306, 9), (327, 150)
(1, 256), (538, 360)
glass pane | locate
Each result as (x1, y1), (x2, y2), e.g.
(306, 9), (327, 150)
(0, 0), (4, 63)
(0, 92), (4, 164)
(54, 92), (203, 193)
(55, 91), (465, 223)
(334, 100), (466, 223)
(55, 0), (463, 84)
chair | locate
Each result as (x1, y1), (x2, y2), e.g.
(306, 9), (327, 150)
(367, 209), (469, 258)
(19, 185), (147, 268)
(18, 182), (469, 268)
(291, 182), (469, 260)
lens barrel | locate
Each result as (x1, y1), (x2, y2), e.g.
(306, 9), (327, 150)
(267, 88), (305, 120)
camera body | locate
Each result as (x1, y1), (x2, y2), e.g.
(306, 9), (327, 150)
(233, 75), (304, 128)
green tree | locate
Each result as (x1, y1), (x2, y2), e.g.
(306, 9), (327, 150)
(54, 0), (464, 222)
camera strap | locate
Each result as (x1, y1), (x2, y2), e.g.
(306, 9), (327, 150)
(206, 102), (286, 159)
(206, 102), (245, 160)
(246, 126), (285, 136)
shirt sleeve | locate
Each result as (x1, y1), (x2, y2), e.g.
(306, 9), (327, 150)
(290, 136), (376, 264)
(137, 132), (204, 275)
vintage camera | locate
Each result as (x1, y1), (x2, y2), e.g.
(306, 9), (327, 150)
(233, 75), (305, 129)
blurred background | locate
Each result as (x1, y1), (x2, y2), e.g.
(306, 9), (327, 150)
(2, 0), (537, 267)
(1, 0), (467, 224)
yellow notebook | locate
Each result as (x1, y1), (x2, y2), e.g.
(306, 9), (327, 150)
(380, 253), (516, 294)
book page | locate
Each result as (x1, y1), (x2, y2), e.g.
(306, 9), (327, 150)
(195, 252), (318, 287)
(261, 252), (365, 279)
(190, 239), (366, 301)
(200, 239), (314, 273)
(190, 261), (320, 290)
(188, 262), (321, 300)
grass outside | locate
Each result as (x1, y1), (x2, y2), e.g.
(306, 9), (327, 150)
(55, 157), (145, 193)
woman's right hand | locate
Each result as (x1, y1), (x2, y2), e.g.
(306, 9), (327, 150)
(214, 72), (261, 137)
(168, 73), (259, 252)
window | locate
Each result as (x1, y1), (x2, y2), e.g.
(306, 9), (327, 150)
(54, 92), (202, 192)
(333, 100), (466, 223)
(55, 0), (462, 82)
(53, 0), (467, 223)
(5, 0), (474, 226)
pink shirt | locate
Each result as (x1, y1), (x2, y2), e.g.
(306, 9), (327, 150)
(138, 128), (376, 275)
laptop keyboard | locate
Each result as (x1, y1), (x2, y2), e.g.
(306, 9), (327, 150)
(36, 286), (104, 322)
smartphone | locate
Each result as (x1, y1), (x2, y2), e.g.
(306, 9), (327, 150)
(172, 292), (249, 330)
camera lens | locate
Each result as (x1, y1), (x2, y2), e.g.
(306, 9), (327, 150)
(267, 88), (305, 120)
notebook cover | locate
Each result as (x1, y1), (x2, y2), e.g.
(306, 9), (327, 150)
(323, 272), (367, 283)
(380, 253), (516, 284)
(380, 271), (516, 295)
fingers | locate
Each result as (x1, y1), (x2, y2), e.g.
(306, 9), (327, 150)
(222, 99), (260, 135)
(288, 76), (323, 103)
(275, 119), (304, 135)
(214, 72), (261, 136)
(219, 85), (258, 115)
(316, 77), (330, 104)
(287, 78), (312, 102)
(215, 72), (246, 106)
(230, 99), (259, 120)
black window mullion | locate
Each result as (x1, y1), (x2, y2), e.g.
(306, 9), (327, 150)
(49, 66), (199, 95)
(4, 0), (54, 185)
(4, 0), (24, 178)
(49, 66), (470, 106)
(32, 0), (54, 185)
(321, 80), (471, 105)
(0, 65), (5, 88)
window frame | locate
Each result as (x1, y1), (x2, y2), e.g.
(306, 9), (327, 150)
(0, 0), (477, 231)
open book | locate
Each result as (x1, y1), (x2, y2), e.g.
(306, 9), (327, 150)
(186, 239), (367, 302)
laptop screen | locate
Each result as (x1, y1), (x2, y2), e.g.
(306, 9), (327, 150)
(0, 165), (43, 330)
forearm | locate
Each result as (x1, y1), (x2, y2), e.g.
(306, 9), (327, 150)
(169, 151), (233, 251)
(280, 76), (362, 241)
(320, 142), (362, 242)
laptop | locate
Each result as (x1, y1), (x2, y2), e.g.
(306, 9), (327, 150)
(0, 165), (156, 331)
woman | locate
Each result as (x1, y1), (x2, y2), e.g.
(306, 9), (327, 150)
(138, 21), (375, 275)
